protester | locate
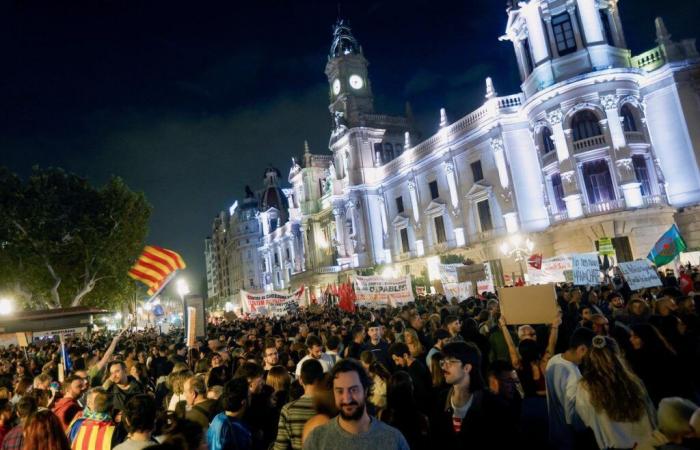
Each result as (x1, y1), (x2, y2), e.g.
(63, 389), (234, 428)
(575, 336), (656, 449)
(295, 336), (335, 378)
(184, 374), (221, 433)
(52, 375), (83, 430)
(303, 358), (409, 450)
(1, 395), (36, 450)
(21, 409), (71, 450)
(114, 395), (159, 449)
(378, 371), (430, 450)
(208, 378), (252, 450)
(638, 397), (699, 449)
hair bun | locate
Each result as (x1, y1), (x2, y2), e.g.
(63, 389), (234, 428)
(592, 335), (606, 349)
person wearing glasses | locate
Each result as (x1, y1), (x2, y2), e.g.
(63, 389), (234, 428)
(432, 341), (516, 448)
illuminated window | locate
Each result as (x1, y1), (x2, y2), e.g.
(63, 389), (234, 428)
(582, 159), (615, 204)
(552, 12), (577, 56)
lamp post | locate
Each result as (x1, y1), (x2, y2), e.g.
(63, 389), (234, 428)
(500, 234), (534, 284)
(176, 278), (190, 327)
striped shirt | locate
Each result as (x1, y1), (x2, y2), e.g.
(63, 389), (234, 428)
(71, 419), (117, 450)
(272, 395), (315, 450)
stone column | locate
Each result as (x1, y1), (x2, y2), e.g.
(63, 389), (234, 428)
(543, 16), (560, 58)
(521, 0), (550, 65)
(513, 40), (529, 80)
(608, 1), (627, 48)
(568, 5), (585, 51)
(548, 110), (570, 162)
(575, 0), (605, 45)
(600, 94), (627, 150)
(444, 161), (460, 210)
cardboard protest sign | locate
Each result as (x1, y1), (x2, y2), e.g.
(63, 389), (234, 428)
(618, 260), (663, 290)
(498, 284), (558, 324)
(598, 237), (615, 256)
(572, 253), (601, 285)
(354, 275), (414, 307)
(440, 263), (494, 298)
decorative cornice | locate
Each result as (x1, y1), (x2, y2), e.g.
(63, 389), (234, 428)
(600, 94), (619, 111)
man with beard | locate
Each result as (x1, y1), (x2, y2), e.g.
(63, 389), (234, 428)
(303, 359), (408, 450)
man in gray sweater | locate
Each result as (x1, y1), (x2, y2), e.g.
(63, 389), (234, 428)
(303, 359), (408, 450)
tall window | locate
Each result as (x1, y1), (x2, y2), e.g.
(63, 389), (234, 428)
(600, 10), (614, 46)
(434, 216), (447, 244)
(582, 159), (615, 204)
(632, 155), (651, 196)
(621, 105), (638, 132)
(395, 143), (403, 156)
(471, 160), (484, 182)
(477, 200), (493, 232)
(400, 228), (410, 253)
(551, 173), (567, 212)
(572, 110), (602, 141)
(552, 12), (577, 56)
(522, 38), (534, 73)
(429, 180), (439, 200)
(374, 143), (383, 165)
(542, 128), (556, 154)
(285, 248), (290, 260)
(384, 143), (394, 162)
(396, 196), (404, 214)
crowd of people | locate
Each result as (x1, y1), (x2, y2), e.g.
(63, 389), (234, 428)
(0, 268), (699, 449)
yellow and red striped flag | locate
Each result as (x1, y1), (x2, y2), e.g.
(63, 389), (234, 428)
(128, 245), (186, 295)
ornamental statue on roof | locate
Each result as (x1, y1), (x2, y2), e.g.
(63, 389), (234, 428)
(329, 19), (361, 59)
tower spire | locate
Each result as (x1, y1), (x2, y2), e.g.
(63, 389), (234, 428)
(329, 18), (361, 59)
(485, 77), (497, 99)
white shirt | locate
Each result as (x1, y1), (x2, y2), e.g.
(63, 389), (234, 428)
(545, 353), (581, 449)
(575, 383), (654, 449)
(295, 353), (335, 378)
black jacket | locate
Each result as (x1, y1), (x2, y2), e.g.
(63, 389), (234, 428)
(432, 387), (518, 448)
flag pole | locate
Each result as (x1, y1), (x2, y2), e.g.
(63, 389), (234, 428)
(144, 271), (178, 304)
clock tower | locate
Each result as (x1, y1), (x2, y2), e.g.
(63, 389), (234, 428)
(325, 19), (374, 126)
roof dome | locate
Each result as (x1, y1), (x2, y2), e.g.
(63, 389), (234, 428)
(259, 166), (289, 223)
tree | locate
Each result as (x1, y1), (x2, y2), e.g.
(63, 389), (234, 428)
(0, 167), (151, 309)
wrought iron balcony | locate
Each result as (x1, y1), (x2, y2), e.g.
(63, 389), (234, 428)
(573, 135), (607, 153)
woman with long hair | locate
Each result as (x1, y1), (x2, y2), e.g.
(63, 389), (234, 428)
(429, 352), (447, 391)
(626, 323), (692, 405)
(575, 336), (656, 449)
(378, 371), (430, 450)
(403, 328), (424, 359)
(266, 365), (291, 410)
(359, 351), (390, 413)
(22, 409), (71, 450)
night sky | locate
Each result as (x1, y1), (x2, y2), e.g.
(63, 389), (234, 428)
(2, 0), (698, 292)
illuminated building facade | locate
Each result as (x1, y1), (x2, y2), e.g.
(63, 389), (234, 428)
(209, 1), (700, 301)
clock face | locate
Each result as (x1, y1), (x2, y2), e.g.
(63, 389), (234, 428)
(349, 74), (364, 90)
(332, 79), (341, 95)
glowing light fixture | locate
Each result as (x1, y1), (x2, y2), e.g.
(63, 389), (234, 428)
(0, 298), (13, 316)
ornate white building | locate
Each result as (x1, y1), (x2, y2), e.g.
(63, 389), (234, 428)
(207, 1), (700, 302)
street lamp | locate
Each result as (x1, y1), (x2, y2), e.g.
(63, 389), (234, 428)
(176, 278), (190, 328)
(0, 298), (13, 315)
(500, 234), (535, 283)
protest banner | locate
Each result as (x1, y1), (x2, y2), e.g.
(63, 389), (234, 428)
(618, 260), (663, 290)
(240, 286), (305, 317)
(572, 253), (601, 285)
(498, 284), (558, 324)
(528, 255), (572, 284)
(440, 263), (494, 298)
(354, 275), (414, 307)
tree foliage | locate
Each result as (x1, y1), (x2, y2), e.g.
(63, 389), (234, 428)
(0, 167), (151, 309)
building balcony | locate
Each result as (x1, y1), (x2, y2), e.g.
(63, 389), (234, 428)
(468, 229), (499, 243)
(315, 265), (342, 274)
(547, 204), (569, 223)
(583, 198), (626, 216)
(395, 251), (415, 262)
(547, 194), (667, 224)
(624, 131), (646, 144)
(573, 135), (607, 153)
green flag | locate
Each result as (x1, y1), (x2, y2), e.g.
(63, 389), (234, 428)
(647, 224), (687, 266)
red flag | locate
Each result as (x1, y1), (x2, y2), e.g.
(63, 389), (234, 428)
(528, 254), (543, 270)
(680, 271), (693, 295)
(515, 277), (525, 287)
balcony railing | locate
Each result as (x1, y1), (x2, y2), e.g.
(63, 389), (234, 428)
(624, 131), (646, 144)
(631, 47), (665, 72)
(584, 198), (626, 215)
(315, 265), (342, 274)
(548, 204), (569, 223)
(642, 194), (666, 207)
(573, 135), (607, 153)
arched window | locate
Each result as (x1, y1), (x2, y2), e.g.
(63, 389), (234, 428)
(621, 105), (638, 132)
(541, 128), (556, 154)
(572, 110), (602, 141)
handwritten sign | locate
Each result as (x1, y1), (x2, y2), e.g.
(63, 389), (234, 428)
(618, 260), (663, 290)
(572, 253), (601, 285)
(528, 255), (572, 284)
